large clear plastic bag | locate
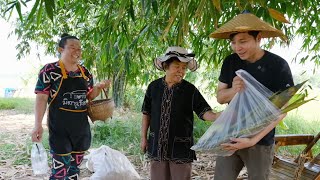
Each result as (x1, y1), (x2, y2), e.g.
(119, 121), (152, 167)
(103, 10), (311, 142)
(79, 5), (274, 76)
(86, 145), (141, 180)
(191, 69), (281, 156)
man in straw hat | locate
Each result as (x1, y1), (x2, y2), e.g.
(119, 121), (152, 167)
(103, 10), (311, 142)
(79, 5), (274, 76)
(141, 46), (221, 180)
(211, 12), (294, 180)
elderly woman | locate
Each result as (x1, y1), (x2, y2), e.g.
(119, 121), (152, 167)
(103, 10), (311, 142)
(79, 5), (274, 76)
(141, 46), (220, 180)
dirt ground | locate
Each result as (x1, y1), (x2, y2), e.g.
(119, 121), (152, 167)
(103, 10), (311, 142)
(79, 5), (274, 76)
(0, 110), (247, 180)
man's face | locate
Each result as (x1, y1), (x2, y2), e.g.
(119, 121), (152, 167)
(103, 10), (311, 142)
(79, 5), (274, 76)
(230, 32), (261, 62)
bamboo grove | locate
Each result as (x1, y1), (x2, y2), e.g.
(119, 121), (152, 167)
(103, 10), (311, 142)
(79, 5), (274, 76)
(1, 0), (319, 106)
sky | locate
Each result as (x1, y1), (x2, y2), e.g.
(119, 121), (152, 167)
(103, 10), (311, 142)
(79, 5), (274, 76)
(0, 18), (52, 97)
(0, 19), (30, 88)
(0, 17), (316, 97)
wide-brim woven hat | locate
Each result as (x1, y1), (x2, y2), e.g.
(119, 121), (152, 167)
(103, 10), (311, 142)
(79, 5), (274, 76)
(210, 13), (286, 39)
(154, 46), (199, 72)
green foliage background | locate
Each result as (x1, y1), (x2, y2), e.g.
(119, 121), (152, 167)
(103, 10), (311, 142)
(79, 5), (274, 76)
(1, 0), (320, 106)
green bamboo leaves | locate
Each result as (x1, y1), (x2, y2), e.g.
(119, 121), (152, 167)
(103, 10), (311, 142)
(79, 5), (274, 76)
(269, 80), (315, 114)
(270, 80), (315, 129)
(44, 0), (55, 22)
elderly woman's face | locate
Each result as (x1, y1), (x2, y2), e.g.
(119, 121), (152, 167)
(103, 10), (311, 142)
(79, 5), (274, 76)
(165, 60), (187, 84)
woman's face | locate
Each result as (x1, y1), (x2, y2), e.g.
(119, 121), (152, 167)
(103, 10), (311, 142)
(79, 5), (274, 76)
(165, 60), (187, 84)
(230, 32), (261, 63)
(60, 39), (82, 64)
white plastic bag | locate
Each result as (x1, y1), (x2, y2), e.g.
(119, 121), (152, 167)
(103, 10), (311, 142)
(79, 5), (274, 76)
(31, 142), (49, 175)
(191, 69), (281, 156)
(86, 145), (141, 180)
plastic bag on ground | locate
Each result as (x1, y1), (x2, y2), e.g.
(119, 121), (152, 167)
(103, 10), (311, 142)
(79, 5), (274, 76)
(191, 69), (281, 156)
(86, 145), (141, 180)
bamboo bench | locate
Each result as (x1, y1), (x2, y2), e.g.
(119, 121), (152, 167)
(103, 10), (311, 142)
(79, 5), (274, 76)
(270, 132), (320, 180)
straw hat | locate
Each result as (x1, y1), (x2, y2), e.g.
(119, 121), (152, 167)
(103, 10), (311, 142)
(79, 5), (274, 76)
(210, 12), (286, 39)
(154, 46), (199, 72)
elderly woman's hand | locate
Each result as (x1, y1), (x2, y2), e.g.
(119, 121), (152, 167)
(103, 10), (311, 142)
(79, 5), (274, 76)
(140, 137), (148, 153)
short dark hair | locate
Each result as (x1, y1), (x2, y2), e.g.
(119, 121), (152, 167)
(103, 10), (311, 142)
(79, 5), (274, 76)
(58, 33), (79, 48)
(229, 31), (260, 40)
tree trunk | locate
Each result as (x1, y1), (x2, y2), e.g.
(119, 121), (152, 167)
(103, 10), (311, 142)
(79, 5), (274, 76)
(112, 71), (126, 107)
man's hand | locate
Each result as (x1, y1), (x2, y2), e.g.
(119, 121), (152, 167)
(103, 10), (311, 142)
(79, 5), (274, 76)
(232, 76), (245, 92)
(221, 137), (255, 151)
(31, 126), (44, 142)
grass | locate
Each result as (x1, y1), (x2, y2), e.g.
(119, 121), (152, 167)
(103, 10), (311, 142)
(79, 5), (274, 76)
(91, 117), (142, 156)
(90, 115), (213, 157)
(0, 136), (31, 165)
(0, 97), (36, 165)
(0, 96), (319, 166)
(0, 131), (50, 166)
(194, 117), (212, 140)
(274, 89), (320, 157)
(276, 113), (320, 157)
(91, 112), (320, 159)
(0, 97), (35, 113)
